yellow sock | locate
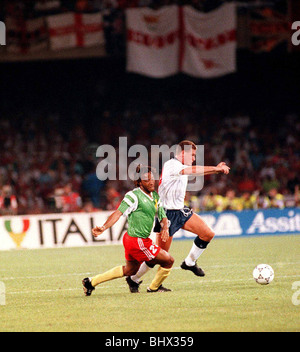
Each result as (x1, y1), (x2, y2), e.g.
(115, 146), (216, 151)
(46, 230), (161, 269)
(91, 265), (124, 287)
(149, 266), (171, 291)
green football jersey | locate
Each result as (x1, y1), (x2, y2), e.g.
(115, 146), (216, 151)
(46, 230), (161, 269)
(118, 187), (166, 239)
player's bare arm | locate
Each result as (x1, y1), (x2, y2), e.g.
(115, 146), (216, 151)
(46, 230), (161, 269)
(179, 162), (230, 176)
(92, 209), (123, 237)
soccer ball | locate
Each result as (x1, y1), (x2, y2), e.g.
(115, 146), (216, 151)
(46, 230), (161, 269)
(253, 264), (274, 285)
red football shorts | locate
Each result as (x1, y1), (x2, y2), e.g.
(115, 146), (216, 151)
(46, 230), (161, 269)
(123, 232), (161, 263)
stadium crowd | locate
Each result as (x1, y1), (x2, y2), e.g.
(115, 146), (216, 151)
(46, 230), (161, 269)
(0, 1), (297, 216)
(0, 100), (299, 216)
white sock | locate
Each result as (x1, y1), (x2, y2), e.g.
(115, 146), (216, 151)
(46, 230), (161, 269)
(184, 243), (205, 266)
(131, 262), (153, 283)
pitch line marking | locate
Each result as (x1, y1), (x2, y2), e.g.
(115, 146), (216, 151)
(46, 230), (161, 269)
(1, 262), (300, 281)
(5, 274), (300, 295)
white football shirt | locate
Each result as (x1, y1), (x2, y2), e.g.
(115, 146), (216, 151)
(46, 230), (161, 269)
(158, 158), (189, 210)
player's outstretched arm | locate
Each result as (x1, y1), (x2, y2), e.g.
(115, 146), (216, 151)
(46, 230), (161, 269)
(92, 210), (123, 237)
(179, 162), (230, 176)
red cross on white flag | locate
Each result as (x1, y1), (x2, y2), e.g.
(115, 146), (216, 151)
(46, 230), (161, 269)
(47, 12), (104, 50)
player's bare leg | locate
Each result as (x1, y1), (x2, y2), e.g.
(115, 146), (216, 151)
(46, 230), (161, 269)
(181, 213), (215, 276)
(146, 249), (174, 292)
(156, 232), (173, 252)
(129, 233), (173, 290)
(183, 213), (215, 242)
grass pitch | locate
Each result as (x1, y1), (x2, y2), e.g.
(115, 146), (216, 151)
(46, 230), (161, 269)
(0, 235), (299, 332)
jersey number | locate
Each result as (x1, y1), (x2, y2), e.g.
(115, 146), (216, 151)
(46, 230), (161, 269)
(149, 244), (158, 255)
